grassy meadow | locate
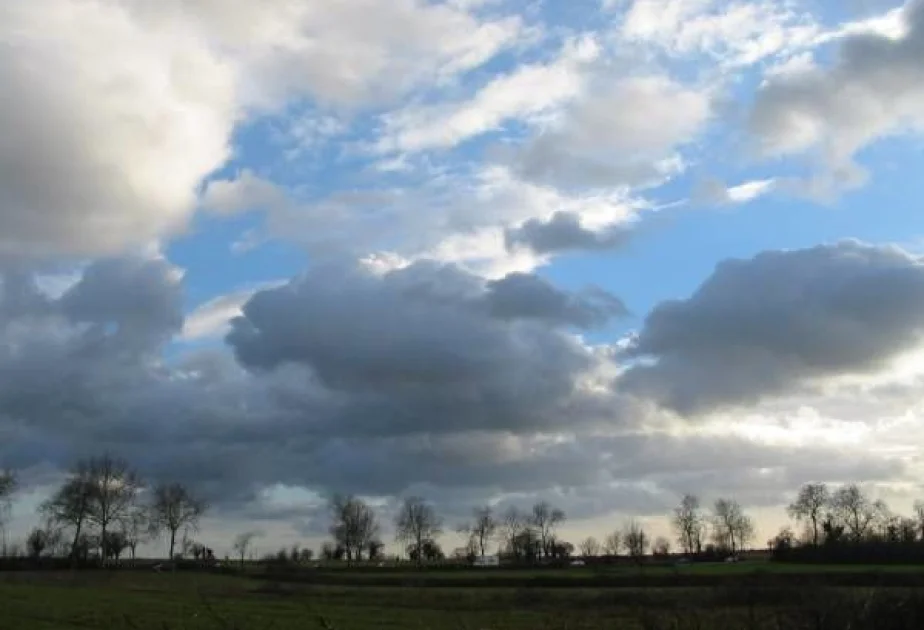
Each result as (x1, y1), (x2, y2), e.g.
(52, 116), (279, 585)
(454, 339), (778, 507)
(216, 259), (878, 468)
(3, 562), (924, 629)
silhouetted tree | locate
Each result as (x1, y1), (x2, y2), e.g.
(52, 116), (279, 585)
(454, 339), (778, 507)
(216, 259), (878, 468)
(233, 531), (258, 568)
(367, 538), (385, 561)
(579, 536), (600, 558)
(459, 506), (497, 558)
(329, 494), (379, 564)
(40, 463), (95, 561)
(123, 507), (148, 560)
(531, 501), (565, 559)
(499, 507), (526, 560)
(81, 455), (143, 560)
(102, 530), (129, 560)
(603, 531), (621, 556)
(623, 520), (648, 561)
(652, 536), (671, 557)
(672, 494), (705, 555)
(0, 469), (15, 542)
(830, 484), (882, 542)
(149, 482), (207, 560)
(26, 527), (49, 558)
(395, 497), (443, 566)
(711, 498), (754, 554)
(788, 483), (830, 546)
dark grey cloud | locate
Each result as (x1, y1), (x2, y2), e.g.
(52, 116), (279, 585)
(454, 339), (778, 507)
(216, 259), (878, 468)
(0, 250), (917, 538)
(620, 240), (924, 414)
(504, 211), (632, 255)
(486, 272), (627, 327)
(60, 257), (183, 349)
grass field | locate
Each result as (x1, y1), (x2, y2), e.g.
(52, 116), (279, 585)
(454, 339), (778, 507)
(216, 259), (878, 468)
(2, 565), (924, 629)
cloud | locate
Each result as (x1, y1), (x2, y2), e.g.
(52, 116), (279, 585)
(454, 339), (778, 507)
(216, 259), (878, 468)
(514, 75), (711, 189)
(616, 0), (820, 68)
(376, 35), (599, 153)
(0, 1), (526, 260)
(0, 1), (237, 259)
(621, 240), (924, 415)
(485, 273), (627, 327)
(749, 0), (924, 193)
(505, 211), (633, 255)
(694, 178), (778, 206)
(182, 282), (286, 342)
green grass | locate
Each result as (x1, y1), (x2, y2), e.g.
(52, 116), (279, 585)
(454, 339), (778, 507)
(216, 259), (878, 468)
(3, 567), (924, 629)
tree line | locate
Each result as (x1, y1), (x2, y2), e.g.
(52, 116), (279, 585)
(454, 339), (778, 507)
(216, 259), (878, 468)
(0, 456), (205, 563)
(4, 461), (924, 566)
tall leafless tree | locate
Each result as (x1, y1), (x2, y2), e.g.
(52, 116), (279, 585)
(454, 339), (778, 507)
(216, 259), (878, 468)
(149, 482), (207, 560)
(672, 494), (705, 555)
(623, 520), (649, 560)
(233, 531), (258, 568)
(788, 483), (830, 546)
(531, 501), (565, 559)
(395, 497), (443, 565)
(122, 507), (148, 560)
(830, 484), (883, 543)
(0, 469), (16, 549)
(40, 463), (96, 561)
(603, 530), (621, 556)
(579, 536), (600, 558)
(84, 455), (143, 558)
(499, 506), (527, 559)
(711, 498), (754, 554)
(328, 494), (379, 564)
(458, 506), (497, 558)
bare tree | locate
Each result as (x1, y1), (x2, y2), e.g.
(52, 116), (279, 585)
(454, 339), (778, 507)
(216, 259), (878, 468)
(499, 506), (527, 559)
(0, 469), (15, 549)
(711, 499), (754, 554)
(652, 536), (671, 557)
(672, 494), (705, 555)
(395, 497), (443, 565)
(233, 531), (258, 568)
(579, 536), (600, 558)
(458, 506), (497, 558)
(623, 520), (648, 560)
(531, 501), (565, 559)
(830, 484), (881, 542)
(603, 531), (621, 556)
(788, 483), (829, 546)
(329, 494), (379, 564)
(84, 455), (143, 558)
(40, 463), (95, 561)
(149, 482), (207, 560)
(913, 500), (924, 541)
(123, 507), (148, 560)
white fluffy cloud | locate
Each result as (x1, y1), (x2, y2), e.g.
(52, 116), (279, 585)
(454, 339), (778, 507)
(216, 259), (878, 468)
(0, 0), (525, 260)
(750, 0), (924, 194)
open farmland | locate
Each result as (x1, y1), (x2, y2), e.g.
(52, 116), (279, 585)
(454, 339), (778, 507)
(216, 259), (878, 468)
(4, 566), (924, 629)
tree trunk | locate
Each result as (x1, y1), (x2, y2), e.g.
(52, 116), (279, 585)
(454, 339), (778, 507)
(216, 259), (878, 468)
(169, 529), (176, 561)
(69, 518), (83, 566)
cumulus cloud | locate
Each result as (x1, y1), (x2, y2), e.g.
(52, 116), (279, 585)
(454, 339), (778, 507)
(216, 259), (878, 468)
(749, 0), (924, 193)
(0, 1), (236, 258)
(0, 0), (525, 260)
(514, 76), (711, 189)
(505, 211), (633, 254)
(621, 241), (924, 414)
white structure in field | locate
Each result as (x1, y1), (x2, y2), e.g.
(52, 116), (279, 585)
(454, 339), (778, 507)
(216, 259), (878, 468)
(473, 555), (500, 567)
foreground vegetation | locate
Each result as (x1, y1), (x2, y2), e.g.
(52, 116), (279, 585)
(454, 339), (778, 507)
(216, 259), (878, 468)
(4, 568), (924, 630)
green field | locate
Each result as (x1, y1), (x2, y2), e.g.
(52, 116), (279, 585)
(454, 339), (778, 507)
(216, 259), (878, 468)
(2, 565), (924, 629)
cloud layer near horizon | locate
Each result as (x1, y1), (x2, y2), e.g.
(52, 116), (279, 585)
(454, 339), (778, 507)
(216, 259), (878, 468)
(3, 0), (924, 549)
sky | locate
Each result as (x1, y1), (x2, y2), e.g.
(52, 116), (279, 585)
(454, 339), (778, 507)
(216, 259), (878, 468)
(2, 0), (924, 558)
